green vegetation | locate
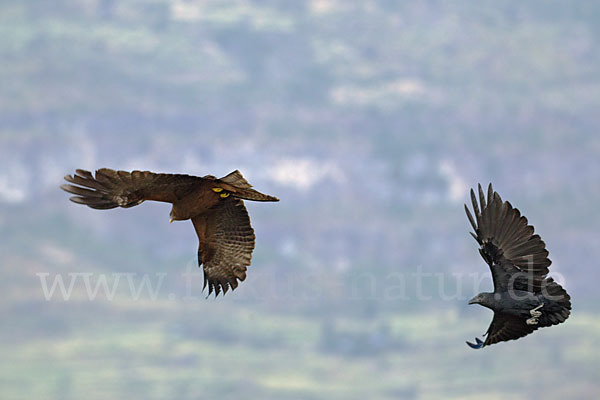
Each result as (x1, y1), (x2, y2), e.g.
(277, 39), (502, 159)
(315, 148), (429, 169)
(2, 299), (597, 400)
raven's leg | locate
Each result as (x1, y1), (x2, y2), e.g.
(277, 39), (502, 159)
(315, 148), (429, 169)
(526, 304), (544, 325)
(530, 303), (543, 318)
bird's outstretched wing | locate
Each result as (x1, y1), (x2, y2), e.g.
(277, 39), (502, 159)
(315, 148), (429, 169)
(467, 312), (537, 349)
(464, 183), (551, 292)
(218, 170), (280, 202)
(192, 198), (255, 296)
(61, 169), (201, 209)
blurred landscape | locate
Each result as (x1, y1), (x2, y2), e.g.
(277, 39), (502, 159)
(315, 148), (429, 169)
(1, 1), (600, 399)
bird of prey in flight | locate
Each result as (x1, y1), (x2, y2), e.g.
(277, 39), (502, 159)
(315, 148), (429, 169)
(61, 168), (279, 296)
(464, 184), (571, 349)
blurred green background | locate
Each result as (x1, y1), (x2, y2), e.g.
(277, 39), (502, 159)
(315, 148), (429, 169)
(1, 1), (599, 399)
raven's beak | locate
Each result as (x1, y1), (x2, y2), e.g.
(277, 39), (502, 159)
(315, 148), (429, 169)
(468, 296), (478, 305)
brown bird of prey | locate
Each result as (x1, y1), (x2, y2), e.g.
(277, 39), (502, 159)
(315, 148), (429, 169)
(61, 168), (279, 296)
(465, 184), (571, 348)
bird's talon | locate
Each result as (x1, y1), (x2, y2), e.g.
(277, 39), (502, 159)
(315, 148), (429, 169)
(212, 187), (223, 193)
(530, 304), (543, 319)
(220, 192), (230, 198)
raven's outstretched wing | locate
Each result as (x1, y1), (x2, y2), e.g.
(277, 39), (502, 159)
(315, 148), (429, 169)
(192, 198), (255, 296)
(467, 312), (538, 349)
(61, 168), (201, 209)
(464, 183), (551, 292)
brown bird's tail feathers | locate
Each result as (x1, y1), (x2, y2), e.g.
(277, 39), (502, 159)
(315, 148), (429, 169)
(61, 169), (147, 209)
(60, 168), (190, 209)
(219, 170), (279, 202)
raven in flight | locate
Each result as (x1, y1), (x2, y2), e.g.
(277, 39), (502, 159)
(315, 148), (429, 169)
(61, 168), (279, 296)
(465, 184), (571, 348)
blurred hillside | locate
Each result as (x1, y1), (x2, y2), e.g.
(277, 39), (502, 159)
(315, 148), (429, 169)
(1, 1), (599, 399)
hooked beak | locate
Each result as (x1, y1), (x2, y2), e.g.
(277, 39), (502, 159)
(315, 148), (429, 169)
(468, 296), (478, 305)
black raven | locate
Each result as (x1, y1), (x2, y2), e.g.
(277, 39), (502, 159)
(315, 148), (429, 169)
(465, 184), (571, 349)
